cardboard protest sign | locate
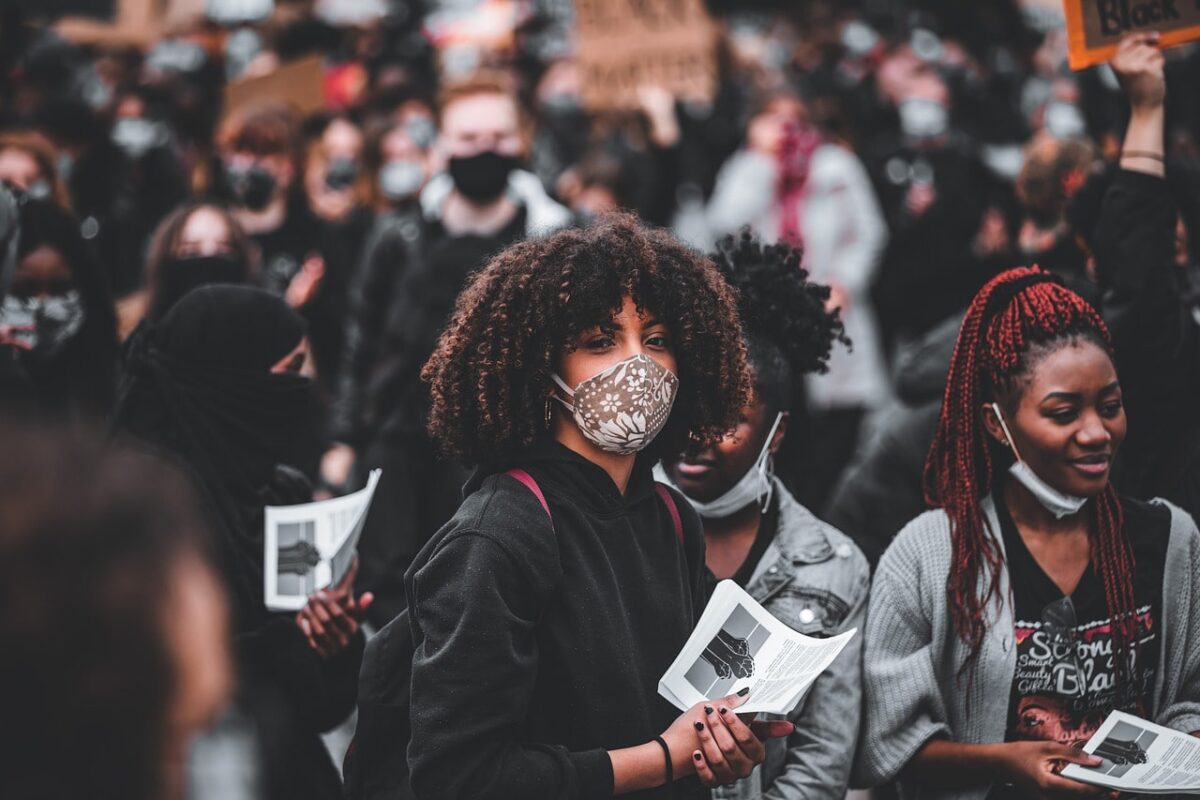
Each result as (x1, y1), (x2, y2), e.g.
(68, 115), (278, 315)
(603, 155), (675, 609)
(55, 0), (163, 47)
(1064, 0), (1200, 69)
(575, 0), (717, 111)
(223, 55), (327, 119)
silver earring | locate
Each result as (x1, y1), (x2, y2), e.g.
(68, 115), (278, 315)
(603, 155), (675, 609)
(545, 397), (553, 429)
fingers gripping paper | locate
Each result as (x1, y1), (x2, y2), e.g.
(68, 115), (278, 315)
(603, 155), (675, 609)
(263, 470), (380, 611)
(1062, 710), (1200, 793)
(1064, 0), (1200, 69)
(658, 580), (856, 716)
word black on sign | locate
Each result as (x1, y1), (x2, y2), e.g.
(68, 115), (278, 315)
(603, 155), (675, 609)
(1064, 0), (1200, 68)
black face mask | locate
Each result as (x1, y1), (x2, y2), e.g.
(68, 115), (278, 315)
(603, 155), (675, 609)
(325, 157), (359, 191)
(225, 163), (277, 211)
(447, 150), (519, 204)
(154, 254), (247, 319)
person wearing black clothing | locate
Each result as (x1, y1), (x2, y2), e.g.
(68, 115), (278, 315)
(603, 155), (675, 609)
(1094, 34), (1200, 523)
(114, 286), (369, 800)
(824, 312), (959, 566)
(322, 73), (569, 626)
(399, 216), (792, 799)
(0, 198), (117, 421)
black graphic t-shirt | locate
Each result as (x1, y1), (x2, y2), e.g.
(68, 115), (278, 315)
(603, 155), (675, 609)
(999, 491), (1169, 749)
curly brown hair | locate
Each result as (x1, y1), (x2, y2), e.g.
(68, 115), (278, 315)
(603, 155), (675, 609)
(422, 213), (752, 463)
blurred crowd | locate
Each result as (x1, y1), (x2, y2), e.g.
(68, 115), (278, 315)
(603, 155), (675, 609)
(2, 0), (1200, 798)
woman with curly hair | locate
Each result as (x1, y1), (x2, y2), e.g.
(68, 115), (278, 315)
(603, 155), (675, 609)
(658, 232), (867, 800)
(855, 266), (1200, 800)
(404, 214), (793, 799)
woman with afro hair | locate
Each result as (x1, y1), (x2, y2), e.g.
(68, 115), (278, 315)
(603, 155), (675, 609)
(658, 231), (868, 800)
(855, 265), (1200, 800)
(402, 213), (794, 799)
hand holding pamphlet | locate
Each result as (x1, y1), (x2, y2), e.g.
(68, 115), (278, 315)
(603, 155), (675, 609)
(1061, 710), (1200, 794)
(263, 469), (381, 611)
(658, 579), (856, 716)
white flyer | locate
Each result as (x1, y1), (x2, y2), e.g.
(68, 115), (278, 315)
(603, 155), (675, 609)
(1062, 710), (1200, 794)
(658, 579), (856, 716)
(263, 469), (381, 611)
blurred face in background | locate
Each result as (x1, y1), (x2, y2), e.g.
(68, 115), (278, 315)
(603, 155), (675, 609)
(376, 123), (430, 204)
(438, 91), (525, 204)
(0, 147), (46, 195)
(746, 95), (808, 157)
(175, 207), (238, 259)
(438, 92), (524, 162)
(306, 118), (366, 220)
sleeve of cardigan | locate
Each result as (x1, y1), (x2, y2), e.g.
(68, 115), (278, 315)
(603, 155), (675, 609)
(407, 530), (613, 800)
(852, 528), (951, 787)
(1155, 503), (1200, 735)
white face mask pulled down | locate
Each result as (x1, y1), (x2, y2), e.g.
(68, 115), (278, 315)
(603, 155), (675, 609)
(990, 403), (1088, 519)
(656, 413), (784, 519)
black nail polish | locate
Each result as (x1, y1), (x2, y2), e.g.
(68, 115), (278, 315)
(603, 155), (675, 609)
(693, 752), (703, 761)
(736, 687), (750, 697)
(719, 707), (728, 715)
(704, 705), (713, 715)
(693, 721), (704, 731)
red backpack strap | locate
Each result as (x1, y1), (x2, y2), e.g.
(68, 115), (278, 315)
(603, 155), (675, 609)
(654, 483), (685, 545)
(505, 468), (551, 520)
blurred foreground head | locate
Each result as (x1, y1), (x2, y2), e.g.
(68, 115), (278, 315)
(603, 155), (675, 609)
(0, 426), (231, 800)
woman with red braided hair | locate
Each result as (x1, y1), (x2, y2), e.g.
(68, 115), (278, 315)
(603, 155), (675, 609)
(854, 265), (1200, 800)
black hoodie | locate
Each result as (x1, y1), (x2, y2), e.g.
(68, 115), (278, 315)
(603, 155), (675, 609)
(405, 438), (708, 800)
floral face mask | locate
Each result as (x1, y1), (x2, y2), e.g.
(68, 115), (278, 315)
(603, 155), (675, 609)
(553, 353), (679, 455)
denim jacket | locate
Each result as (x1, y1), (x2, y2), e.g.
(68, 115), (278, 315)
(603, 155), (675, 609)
(712, 480), (869, 800)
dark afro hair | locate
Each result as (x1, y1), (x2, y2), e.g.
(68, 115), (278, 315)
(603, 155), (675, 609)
(422, 213), (753, 463)
(709, 230), (849, 414)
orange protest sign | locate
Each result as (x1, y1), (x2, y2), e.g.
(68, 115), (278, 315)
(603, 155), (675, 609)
(1064, 0), (1200, 69)
(575, 0), (717, 111)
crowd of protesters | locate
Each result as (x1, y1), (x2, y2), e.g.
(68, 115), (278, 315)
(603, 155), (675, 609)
(2, 1), (1200, 799)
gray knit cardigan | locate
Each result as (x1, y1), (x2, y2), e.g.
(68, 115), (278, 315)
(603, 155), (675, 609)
(853, 495), (1200, 800)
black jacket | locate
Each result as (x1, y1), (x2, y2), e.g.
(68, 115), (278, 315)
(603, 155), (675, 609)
(824, 313), (960, 566)
(405, 440), (708, 800)
(330, 205), (527, 445)
(1097, 169), (1200, 521)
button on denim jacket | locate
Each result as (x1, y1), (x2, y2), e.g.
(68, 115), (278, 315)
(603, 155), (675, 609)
(712, 480), (870, 800)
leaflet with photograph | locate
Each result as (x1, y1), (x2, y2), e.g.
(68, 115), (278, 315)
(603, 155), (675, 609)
(658, 579), (856, 716)
(1061, 710), (1200, 794)
(263, 469), (381, 611)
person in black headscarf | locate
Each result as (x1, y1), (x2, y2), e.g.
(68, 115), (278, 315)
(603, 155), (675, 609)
(114, 285), (369, 800)
(0, 197), (116, 421)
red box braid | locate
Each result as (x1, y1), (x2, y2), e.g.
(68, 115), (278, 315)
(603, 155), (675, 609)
(922, 266), (1138, 683)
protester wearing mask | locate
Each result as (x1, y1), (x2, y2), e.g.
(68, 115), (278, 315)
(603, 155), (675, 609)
(299, 116), (375, 387)
(109, 202), (257, 340)
(323, 72), (569, 626)
(855, 267), (1200, 798)
(0, 426), (232, 800)
(658, 233), (867, 800)
(365, 113), (432, 212)
(0, 130), (71, 208)
(114, 286), (369, 800)
(353, 214), (793, 799)
(706, 90), (888, 511)
(216, 104), (326, 315)
(0, 198), (117, 420)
